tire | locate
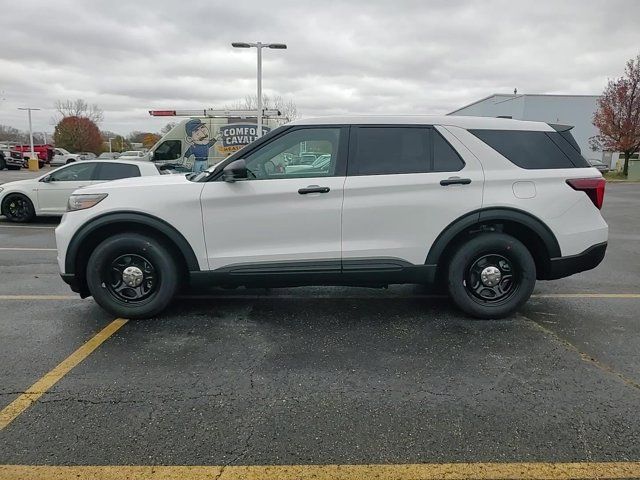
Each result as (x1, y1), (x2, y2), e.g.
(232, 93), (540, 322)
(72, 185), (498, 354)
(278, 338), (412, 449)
(447, 233), (536, 319)
(65, 158), (75, 164)
(86, 233), (179, 319)
(1, 193), (36, 223)
(0, 157), (6, 170)
(7, 165), (20, 171)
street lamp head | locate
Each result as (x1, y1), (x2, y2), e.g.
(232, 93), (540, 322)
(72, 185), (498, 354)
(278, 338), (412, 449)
(268, 43), (287, 49)
(232, 42), (252, 48)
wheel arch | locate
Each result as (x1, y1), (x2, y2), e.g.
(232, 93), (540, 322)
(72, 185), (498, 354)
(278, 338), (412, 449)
(65, 212), (200, 293)
(426, 207), (561, 281)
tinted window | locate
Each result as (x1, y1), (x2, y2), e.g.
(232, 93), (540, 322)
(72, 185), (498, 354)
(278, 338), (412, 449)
(50, 162), (96, 181)
(153, 140), (182, 161)
(351, 127), (429, 175)
(433, 131), (464, 172)
(95, 163), (141, 180)
(470, 130), (586, 169)
(243, 128), (341, 179)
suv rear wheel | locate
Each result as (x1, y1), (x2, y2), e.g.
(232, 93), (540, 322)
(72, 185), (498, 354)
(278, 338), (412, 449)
(86, 233), (178, 319)
(447, 233), (536, 319)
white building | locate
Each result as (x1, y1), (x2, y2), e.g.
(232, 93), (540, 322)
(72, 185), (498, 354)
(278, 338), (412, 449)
(448, 94), (606, 164)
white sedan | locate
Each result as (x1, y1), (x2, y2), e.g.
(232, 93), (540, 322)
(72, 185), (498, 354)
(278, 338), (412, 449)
(0, 160), (161, 222)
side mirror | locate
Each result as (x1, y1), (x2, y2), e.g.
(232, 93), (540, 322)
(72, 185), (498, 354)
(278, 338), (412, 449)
(222, 159), (248, 182)
(41, 175), (52, 183)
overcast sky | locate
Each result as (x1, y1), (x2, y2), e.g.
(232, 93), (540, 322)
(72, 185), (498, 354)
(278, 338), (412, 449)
(1, 0), (639, 135)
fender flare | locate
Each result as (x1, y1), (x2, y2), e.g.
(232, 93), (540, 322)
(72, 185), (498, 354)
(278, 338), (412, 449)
(64, 211), (200, 274)
(425, 207), (561, 266)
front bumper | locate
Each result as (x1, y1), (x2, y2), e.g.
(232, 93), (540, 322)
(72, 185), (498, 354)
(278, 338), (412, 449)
(546, 242), (607, 280)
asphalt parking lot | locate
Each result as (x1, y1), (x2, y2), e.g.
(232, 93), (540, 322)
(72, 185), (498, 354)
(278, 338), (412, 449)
(1, 169), (639, 479)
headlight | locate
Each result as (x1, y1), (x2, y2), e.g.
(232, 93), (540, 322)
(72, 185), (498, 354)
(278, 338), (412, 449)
(67, 193), (108, 212)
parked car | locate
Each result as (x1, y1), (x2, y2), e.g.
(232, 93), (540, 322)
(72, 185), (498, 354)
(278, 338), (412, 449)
(98, 152), (121, 160)
(118, 150), (146, 160)
(0, 160), (161, 222)
(78, 152), (97, 160)
(50, 148), (81, 166)
(55, 116), (608, 320)
(9, 144), (52, 168)
(588, 158), (610, 173)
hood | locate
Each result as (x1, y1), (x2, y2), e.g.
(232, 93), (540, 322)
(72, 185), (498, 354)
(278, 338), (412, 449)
(81, 172), (193, 192)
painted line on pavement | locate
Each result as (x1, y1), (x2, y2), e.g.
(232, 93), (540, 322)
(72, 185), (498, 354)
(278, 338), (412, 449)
(0, 247), (56, 252)
(0, 295), (77, 300)
(1, 293), (640, 301)
(0, 224), (56, 230)
(0, 318), (128, 430)
(2, 462), (640, 480)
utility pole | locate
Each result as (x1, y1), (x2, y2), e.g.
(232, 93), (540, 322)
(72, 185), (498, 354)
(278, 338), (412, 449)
(17, 107), (41, 160)
(231, 42), (287, 138)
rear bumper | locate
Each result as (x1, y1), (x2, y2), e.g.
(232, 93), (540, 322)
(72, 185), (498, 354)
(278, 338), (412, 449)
(546, 242), (607, 280)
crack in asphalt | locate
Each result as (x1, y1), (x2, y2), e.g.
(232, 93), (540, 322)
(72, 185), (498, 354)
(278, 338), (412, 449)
(521, 314), (640, 392)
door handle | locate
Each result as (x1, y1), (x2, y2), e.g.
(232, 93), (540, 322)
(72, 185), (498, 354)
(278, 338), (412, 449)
(440, 177), (472, 186)
(298, 186), (330, 195)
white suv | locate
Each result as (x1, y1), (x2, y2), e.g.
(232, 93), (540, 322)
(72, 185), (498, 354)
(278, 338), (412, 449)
(55, 116), (608, 319)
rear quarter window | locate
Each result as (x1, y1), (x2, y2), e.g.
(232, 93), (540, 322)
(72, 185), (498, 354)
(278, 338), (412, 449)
(95, 163), (141, 180)
(469, 130), (589, 169)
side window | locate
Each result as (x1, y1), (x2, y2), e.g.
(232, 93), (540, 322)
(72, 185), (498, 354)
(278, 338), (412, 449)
(350, 127), (430, 175)
(153, 140), (182, 161)
(95, 163), (141, 181)
(433, 130), (464, 172)
(470, 130), (583, 169)
(243, 128), (341, 180)
(50, 163), (96, 181)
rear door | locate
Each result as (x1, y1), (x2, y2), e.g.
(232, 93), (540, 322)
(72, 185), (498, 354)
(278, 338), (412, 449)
(341, 125), (484, 268)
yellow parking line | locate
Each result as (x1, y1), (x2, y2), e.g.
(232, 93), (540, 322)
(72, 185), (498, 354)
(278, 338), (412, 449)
(2, 462), (640, 480)
(532, 293), (640, 299)
(0, 318), (127, 430)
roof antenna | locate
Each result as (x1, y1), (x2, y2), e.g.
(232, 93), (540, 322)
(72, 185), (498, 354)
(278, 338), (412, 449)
(514, 88), (518, 95)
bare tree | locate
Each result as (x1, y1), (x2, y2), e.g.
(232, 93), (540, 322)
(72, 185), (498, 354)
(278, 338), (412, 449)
(226, 94), (298, 121)
(160, 122), (177, 134)
(0, 125), (27, 142)
(54, 99), (104, 124)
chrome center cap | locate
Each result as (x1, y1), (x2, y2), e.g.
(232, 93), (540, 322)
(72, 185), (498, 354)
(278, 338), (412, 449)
(122, 266), (144, 287)
(480, 266), (502, 287)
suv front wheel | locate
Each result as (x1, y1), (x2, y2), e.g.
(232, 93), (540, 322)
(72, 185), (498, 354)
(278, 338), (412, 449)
(86, 233), (178, 319)
(447, 233), (536, 319)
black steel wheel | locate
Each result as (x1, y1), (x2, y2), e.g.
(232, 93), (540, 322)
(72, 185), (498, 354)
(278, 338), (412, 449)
(447, 233), (536, 319)
(86, 233), (179, 319)
(1, 193), (36, 222)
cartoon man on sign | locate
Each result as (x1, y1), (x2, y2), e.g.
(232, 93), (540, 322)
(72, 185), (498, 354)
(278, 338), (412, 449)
(184, 119), (217, 173)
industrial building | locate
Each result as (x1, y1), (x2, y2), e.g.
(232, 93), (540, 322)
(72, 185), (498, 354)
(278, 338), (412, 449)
(448, 93), (608, 164)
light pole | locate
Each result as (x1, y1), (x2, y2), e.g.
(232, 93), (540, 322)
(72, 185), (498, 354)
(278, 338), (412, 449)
(17, 107), (40, 160)
(232, 42), (287, 138)
(109, 137), (115, 153)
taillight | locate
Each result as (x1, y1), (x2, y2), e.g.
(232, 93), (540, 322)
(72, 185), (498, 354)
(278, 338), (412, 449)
(566, 177), (606, 210)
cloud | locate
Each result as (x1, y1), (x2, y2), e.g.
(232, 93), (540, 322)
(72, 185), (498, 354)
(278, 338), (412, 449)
(0, 0), (638, 134)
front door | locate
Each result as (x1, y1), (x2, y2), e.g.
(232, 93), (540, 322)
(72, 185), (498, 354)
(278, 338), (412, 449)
(37, 162), (99, 214)
(200, 126), (347, 272)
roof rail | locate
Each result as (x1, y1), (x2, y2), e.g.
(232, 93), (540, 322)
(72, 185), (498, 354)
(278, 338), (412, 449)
(149, 109), (282, 118)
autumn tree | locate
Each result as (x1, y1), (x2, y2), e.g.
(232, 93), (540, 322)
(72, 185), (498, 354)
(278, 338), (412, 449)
(54, 99), (104, 124)
(53, 116), (103, 153)
(591, 54), (640, 176)
(142, 133), (161, 148)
